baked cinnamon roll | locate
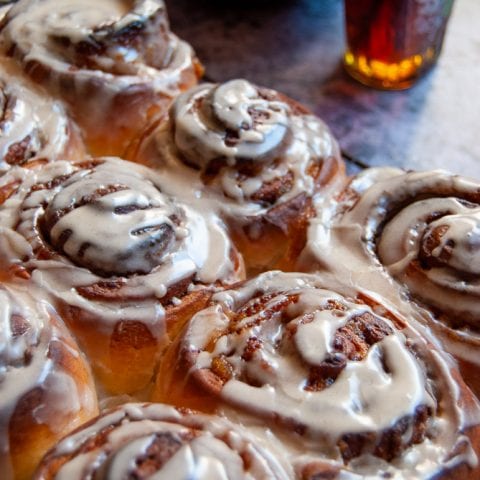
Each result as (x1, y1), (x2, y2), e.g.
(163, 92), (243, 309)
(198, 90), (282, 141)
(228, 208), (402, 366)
(0, 157), (244, 394)
(0, 282), (98, 480)
(0, 0), (203, 156)
(0, 58), (84, 173)
(129, 79), (346, 274)
(153, 271), (480, 479)
(35, 402), (291, 479)
(300, 167), (480, 398)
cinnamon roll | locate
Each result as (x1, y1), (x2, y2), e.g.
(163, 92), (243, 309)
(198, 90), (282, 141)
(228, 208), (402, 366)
(129, 79), (346, 274)
(300, 167), (480, 398)
(0, 58), (84, 173)
(0, 157), (244, 394)
(0, 0), (203, 156)
(35, 402), (291, 479)
(153, 271), (480, 479)
(0, 282), (98, 480)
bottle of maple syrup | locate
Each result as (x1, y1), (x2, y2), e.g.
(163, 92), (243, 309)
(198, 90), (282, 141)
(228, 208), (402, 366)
(344, 0), (455, 90)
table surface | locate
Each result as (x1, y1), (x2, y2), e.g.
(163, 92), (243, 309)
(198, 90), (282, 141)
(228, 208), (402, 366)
(166, 0), (480, 177)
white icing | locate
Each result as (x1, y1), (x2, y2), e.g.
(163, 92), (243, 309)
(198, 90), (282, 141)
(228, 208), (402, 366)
(294, 168), (480, 476)
(0, 283), (95, 480)
(45, 165), (180, 276)
(182, 271), (480, 479)
(0, 158), (240, 334)
(426, 212), (480, 274)
(1, 0), (196, 95)
(137, 79), (341, 222)
(377, 199), (480, 317)
(294, 309), (349, 364)
(187, 272), (432, 438)
(0, 2), (15, 22)
(303, 168), (480, 351)
(49, 403), (291, 479)
(0, 58), (74, 173)
(174, 80), (290, 166)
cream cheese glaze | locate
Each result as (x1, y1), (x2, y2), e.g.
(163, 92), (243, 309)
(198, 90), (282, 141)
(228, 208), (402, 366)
(0, 0), (201, 157)
(134, 79), (342, 219)
(298, 165), (480, 408)
(0, 57), (81, 173)
(300, 168), (480, 365)
(0, 157), (239, 331)
(0, 0), (194, 93)
(175, 271), (480, 479)
(0, 283), (97, 480)
(173, 79), (290, 166)
(35, 403), (292, 479)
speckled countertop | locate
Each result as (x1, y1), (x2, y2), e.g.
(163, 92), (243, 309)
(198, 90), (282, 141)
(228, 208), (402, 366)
(166, 0), (480, 176)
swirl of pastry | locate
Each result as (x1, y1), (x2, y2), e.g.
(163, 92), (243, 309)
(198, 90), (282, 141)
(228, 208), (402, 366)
(0, 282), (98, 480)
(174, 79), (290, 167)
(0, 0), (202, 156)
(300, 168), (480, 399)
(35, 402), (291, 480)
(0, 58), (84, 173)
(153, 271), (480, 479)
(130, 79), (345, 273)
(41, 160), (189, 277)
(0, 157), (244, 394)
(378, 203), (480, 326)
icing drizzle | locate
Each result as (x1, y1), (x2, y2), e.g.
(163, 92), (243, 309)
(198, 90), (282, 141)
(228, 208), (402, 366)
(0, 58), (75, 173)
(174, 79), (290, 166)
(307, 168), (480, 330)
(180, 271), (478, 478)
(0, 283), (96, 480)
(1, 0), (196, 92)
(42, 163), (185, 277)
(186, 272), (432, 440)
(38, 403), (291, 480)
(139, 79), (341, 220)
(0, 158), (239, 330)
(300, 166), (480, 378)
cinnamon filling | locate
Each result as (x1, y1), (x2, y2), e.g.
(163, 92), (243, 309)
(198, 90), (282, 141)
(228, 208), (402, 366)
(419, 224), (454, 269)
(133, 431), (197, 478)
(4, 134), (40, 166)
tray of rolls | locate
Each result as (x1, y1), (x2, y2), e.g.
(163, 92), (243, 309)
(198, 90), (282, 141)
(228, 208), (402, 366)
(1, 1), (479, 479)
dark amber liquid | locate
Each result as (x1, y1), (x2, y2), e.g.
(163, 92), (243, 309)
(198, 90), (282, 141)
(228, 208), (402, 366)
(344, 0), (454, 89)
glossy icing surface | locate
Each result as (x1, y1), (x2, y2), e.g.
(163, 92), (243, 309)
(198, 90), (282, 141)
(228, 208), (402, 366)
(181, 271), (479, 479)
(38, 403), (291, 480)
(174, 79), (290, 166)
(0, 157), (239, 332)
(136, 79), (342, 221)
(302, 167), (480, 364)
(1, 0), (196, 93)
(0, 58), (74, 172)
(0, 283), (96, 480)
(0, 3), (478, 477)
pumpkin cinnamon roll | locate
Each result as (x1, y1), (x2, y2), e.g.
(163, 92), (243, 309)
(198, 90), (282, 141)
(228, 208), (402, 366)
(0, 157), (244, 395)
(129, 79), (345, 274)
(0, 0), (202, 156)
(300, 167), (480, 399)
(35, 402), (291, 479)
(0, 282), (98, 480)
(0, 58), (84, 173)
(153, 271), (480, 479)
